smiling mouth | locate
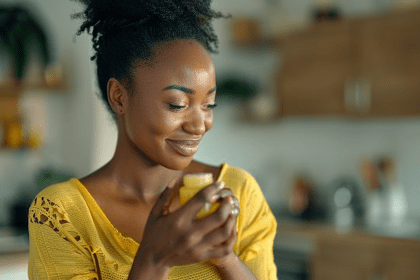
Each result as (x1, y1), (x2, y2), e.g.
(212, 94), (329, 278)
(166, 139), (200, 156)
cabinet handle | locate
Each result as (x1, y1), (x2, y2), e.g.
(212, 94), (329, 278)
(355, 79), (371, 113)
(344, 79), (356, 112)
(344, 79), (371, 113)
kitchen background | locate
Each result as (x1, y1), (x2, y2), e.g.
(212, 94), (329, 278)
(1, 0), (420, 279)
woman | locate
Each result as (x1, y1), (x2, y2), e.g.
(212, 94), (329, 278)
(28, 0), (278, 279)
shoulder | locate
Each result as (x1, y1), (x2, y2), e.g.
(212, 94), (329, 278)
(29, 179), (86, 219)
(220, 163), (256, 184)
(29, 179), (92, 239)
(219, 163), (261, 198)
(28, 180), (94, 260)
(32, 179), (81, 204)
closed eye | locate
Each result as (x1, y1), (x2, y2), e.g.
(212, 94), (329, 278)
(168, 103), (217, 111)
(168, 104), (186, 111)
(206, 104), (217, 110)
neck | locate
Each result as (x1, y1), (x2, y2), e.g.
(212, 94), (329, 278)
(103, 138), (185, 204)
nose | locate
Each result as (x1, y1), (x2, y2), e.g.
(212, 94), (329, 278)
(183, 108), (213, 136)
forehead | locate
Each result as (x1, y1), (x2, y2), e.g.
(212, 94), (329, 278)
(133, 40), (215, 87)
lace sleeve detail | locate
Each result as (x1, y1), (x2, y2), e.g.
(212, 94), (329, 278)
(28, 195), (99, 279)
(29, 196), (85, 245)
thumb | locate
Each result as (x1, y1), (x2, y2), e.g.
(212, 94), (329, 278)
(149, 186), (173, 219)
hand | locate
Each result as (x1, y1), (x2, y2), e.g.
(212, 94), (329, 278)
(208, 188), (240, 267)
(136, 181), (240, 270)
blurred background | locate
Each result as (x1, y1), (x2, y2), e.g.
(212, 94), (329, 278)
(1, 0), (420, 279)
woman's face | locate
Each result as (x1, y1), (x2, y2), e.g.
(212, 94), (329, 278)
(122, 40), (216, 170)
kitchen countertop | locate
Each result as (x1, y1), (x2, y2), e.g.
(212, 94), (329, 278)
(275, 216), (420, 246)
(0, 227), (29, 254)
(272, 205), (420, 239)
(0, 251), (28, 268)
(272, 211), (420, 262)
(0, 251), (29, 280)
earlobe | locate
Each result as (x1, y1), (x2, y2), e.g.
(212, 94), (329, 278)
(107, 77), (127, 115)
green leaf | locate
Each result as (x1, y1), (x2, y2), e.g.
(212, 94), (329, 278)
(0, 6), (51, 80)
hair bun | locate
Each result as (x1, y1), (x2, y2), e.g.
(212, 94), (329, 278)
(78, 0), (210, 21)
(73, 0), (225, 118)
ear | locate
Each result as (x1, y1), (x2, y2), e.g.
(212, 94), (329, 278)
(107, 77), (129, 115)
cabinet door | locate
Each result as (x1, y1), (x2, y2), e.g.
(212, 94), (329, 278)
(311, 236), (378, 280)
(379, 240), (420, 280)
(358, 10), (420, 116)
(278, 22), (355, 116)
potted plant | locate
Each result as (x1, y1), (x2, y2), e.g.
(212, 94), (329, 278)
(0, 5), (51, 84)
(0, 5), (52, 149)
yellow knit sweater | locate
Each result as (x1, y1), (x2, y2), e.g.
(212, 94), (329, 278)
(28, 163), (278, 279)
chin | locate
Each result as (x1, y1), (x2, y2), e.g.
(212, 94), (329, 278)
(162, 156), (194, 170)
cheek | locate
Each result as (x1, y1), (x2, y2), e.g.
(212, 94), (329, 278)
(124, 103), (161, 140)
(205, 112), (214, 131)
(158, 113), (183, 134)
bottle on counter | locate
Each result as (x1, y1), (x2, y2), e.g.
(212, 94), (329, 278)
(288, 175), (316, 221)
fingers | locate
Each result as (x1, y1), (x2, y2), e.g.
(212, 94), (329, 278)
(213, 189), (240, 214)
(202, 213), (237, 246)
(189, 215), (237, 263)
(204, 228), (237, 261)
(162, 178), (184, 215)
(194, 192), (240, 234)
(142, 181), (240, 266)
(149, 186), (173, 219)
(180, 181), (225, 217)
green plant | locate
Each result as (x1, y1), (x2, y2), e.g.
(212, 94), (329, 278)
(216, 76), (260, 101)
(0, 5), (50, 81)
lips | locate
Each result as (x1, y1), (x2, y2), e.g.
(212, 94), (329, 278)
(166, 139), (201, 156)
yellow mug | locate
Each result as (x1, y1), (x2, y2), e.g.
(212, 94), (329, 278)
(179, 173), (221, 219)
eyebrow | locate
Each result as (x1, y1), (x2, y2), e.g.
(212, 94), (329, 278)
(163, 85), (216, 95)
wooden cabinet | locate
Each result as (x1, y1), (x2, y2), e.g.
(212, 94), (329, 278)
(312, 235), (377, 280)
(277, 8), (420, 117)
(278, 21), (356, 116)
(312, 233), (420, 280)
(358, 10), (420, 117)
(275, 220), (420, 280)
(380, 240), (420, 279)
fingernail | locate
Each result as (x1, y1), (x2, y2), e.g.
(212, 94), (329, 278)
(231, 208), (239, 216)
(204, 202), (210, 211)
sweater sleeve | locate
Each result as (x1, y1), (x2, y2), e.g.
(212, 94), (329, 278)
(234, 170), (278, 280)
(28, 195), (98, 280)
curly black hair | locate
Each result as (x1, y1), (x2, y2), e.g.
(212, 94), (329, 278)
(71, 0), (227, 117)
